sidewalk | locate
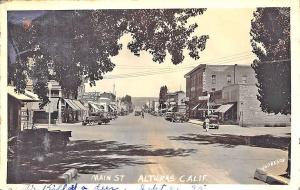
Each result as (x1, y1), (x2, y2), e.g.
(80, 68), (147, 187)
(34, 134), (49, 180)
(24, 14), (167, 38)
(254, 158), (290, 184)
(188, 119), (203, 126)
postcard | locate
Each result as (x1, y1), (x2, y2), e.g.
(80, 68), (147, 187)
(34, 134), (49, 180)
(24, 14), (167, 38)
(0, 0), (299, 190)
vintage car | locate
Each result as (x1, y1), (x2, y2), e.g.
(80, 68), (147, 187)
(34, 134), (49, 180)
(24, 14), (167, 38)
(203, 115), (220, 129)
(172, 112), (189, 122)
(82, 112), (110, 125)
(134, 110), (142, 116)
(164, 111), (174, 121)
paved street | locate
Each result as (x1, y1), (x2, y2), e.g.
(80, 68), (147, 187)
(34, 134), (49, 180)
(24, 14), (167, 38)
(38, 113), (290, 184)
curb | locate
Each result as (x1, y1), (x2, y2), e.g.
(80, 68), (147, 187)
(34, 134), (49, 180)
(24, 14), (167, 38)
(58, 168), (78, 183)
(188, 120), (203, 126)
(254, 168), (289, 185)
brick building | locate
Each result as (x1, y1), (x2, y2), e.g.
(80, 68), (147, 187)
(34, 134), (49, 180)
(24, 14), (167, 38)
(185, 64), (255, 119)
(184, 64), (290, 126)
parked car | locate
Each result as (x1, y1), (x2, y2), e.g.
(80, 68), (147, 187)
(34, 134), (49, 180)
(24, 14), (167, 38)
(134, 110), (142, 116)
(107, 112), (117, 120)
(172, 112), (189, 122)
(203, 115), (219, 129)
(82, 112), (110, 125)
(149, 110), (158, 116)
(164, 111), (174, 121)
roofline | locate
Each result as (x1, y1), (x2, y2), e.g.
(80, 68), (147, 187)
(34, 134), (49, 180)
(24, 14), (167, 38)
(184, 64), (252, 78)
(184, 64), (206, 78)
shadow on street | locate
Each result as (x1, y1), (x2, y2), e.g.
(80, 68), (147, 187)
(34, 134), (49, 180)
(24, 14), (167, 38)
(8, 140), (196, 183)
(168, 134), (290, 150)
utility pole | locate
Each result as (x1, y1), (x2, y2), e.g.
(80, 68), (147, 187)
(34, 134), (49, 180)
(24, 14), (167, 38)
(48, 81), (52, 129)
(207, 94), (210, 116)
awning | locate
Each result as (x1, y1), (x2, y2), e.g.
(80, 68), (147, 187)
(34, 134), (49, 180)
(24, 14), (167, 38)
(73, 100), (88, 110)
(89, 102), (99, 110)
(168, 106), (175, 111)
(64, 99), (81, 111)
(8, 86), (40, 102)
(215, 104), (234, 113)
(108, 104), (115, 111)
(192, 104), (200, 111)
(196, 101), (216, 111)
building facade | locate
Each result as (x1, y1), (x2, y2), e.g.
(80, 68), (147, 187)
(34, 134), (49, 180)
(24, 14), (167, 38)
(185, 64), (290, 126)
(185, 64), (255, 119)
(222, 84), (290, 126)
(166, 91), (186, 113)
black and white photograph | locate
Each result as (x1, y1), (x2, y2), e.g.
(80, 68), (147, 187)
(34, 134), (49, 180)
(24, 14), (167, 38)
(1, 1), (297, 188)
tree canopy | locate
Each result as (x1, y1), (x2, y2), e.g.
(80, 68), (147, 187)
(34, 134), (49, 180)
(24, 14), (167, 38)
(250, 7), (290, 115)
(158, 85), (168, 107)
(8, 9), (209, 106)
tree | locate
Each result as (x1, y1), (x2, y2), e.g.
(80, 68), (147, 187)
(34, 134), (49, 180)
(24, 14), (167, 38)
(250, 8), (290, 115)
(8, 9), (209, 106)
(121, 95), (132, 104)
(121, 95), (133, 111)
(159, 85), (168, 108)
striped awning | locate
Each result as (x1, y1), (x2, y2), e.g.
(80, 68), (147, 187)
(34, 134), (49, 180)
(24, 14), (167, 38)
(168, 106), (175, 111)
(89, 102), (99, 110)
(215, 104), (234, 113)
(73, 100), (88, 110)
(108, 104), (115, 111)
(192, 104), (200, 111)
(64, 99), (81, 111)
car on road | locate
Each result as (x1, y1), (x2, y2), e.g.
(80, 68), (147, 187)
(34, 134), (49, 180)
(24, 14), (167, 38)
(172, 112), (189, 122)
(134, 110), (142, 116)
(164, 111), (174, 121)
(82, 112), (110, 125)
(203, 115), (220, 129)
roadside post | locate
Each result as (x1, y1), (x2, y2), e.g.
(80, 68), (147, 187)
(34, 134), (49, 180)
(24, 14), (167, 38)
(48, 81), (52, 129)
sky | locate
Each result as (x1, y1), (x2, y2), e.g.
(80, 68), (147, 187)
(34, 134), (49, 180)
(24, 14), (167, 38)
(85, 8), (257, 98)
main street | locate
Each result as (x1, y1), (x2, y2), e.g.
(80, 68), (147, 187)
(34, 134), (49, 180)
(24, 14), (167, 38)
(38, 113), (290, 184)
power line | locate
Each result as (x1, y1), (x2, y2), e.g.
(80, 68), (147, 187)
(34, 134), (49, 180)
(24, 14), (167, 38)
(103, 58), (290, 79)
(116, 51), (253, 69)
(106, 54), (254, 77)
(104, 54), (255, 79)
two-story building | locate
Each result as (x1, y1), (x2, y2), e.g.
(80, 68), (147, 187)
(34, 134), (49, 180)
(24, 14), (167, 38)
(166, 91), (186, 113)
(28, 80), (88, 124)
(184, 64), (290, 126)
(185, 64), (253, 119)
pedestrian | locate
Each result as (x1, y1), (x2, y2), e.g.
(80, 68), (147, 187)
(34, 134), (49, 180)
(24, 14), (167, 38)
(141, 110), (144, 118)
(204, 116), (209, 132)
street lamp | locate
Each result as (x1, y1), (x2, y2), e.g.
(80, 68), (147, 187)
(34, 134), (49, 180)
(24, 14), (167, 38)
(48, 81), (52, 129)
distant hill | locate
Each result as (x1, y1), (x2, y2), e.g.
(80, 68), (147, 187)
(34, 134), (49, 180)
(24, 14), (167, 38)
(131, 97), (159, 107)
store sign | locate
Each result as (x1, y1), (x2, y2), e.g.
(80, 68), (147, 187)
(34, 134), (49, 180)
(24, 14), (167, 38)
(198, 95), (210, 100)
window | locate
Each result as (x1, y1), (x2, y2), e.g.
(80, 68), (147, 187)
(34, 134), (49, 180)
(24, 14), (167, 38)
(242, 75), (247, 84)
(211, 88), (215, 92)
(227, 75), (232, 84)
(212, 75), (216, 84)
